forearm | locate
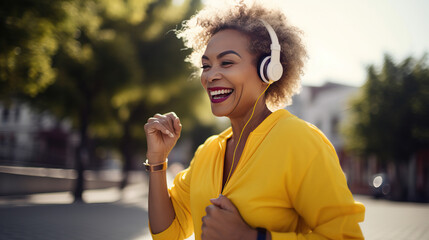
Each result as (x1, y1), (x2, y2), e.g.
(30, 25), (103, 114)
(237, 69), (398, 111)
(148, 163), (176, 234)
(144, 112), (183, 235)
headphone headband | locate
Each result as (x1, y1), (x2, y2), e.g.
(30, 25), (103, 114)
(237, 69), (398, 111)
(259, 19), (283, 84)
(260, 19), (281, 61)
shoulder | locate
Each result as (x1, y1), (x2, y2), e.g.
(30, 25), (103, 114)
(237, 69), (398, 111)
(262, 110), (340, 182)
(268, 109), (336, 154)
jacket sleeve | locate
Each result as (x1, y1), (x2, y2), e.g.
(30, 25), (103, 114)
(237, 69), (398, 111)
(150, 146), (202, 240)
(271, 131), (365, 239)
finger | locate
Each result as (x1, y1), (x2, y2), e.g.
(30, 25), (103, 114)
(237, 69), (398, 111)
(204, 204), (218, 216)
(154, 113), (164, 118)
(165, 113), (181, 135)
(155, 114), (178, 136)
(164, 113), (176, 131)
(147, 117), (158, 123)
(210, 195), (238, 213)
(148, 116), (168, 126)
(148, 116), (175, 137)
(153, 121), (175, 138)
(145, 121), (174, 138)
(174, 116), (182, 135)
(165, 112), (178, 119)
(201, 216), (207, 228)
(201, 215), (217, 239)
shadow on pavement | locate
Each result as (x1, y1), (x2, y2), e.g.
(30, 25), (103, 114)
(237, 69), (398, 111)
(0, 202), (149, 240)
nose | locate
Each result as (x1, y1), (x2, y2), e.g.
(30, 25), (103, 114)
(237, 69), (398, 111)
(204, 68), (222, 83)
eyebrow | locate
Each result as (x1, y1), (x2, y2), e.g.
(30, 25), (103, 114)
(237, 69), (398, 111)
(202, 50), (242, 60)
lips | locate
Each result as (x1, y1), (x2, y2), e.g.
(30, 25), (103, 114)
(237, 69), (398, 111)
(207, 87), (234, 103)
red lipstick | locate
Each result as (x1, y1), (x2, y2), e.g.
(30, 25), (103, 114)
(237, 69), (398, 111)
(207, 87), (234, 104)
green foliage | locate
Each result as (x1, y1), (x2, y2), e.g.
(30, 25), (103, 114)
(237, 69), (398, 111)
(1, 0), (205, 162)
(344, 54), (429, 163)
(0, 0), (69, 98)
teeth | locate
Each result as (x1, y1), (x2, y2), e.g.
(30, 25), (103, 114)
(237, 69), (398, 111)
(210, 89), (233, 96)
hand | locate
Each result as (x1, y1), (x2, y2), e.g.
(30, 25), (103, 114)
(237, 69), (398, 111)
(144, 112), (182, 163)
(201, 195), (257, 240)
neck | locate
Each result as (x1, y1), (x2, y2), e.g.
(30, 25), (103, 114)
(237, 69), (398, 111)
(229, 100), (272, 143)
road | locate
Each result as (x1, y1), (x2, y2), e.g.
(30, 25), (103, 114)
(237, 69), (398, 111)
(0, 180), (428, 239)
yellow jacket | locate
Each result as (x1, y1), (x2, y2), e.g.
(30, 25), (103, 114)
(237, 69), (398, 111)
(151, 109), (365, 240)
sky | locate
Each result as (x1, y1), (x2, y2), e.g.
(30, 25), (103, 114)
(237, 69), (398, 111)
(202, 0), (429, 87)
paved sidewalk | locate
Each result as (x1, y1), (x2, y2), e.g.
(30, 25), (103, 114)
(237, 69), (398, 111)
(0, 166), (191, 240)
(1, 174), (428, 239)
(0, 183), (153, 240)
(355, 195), (429, 240)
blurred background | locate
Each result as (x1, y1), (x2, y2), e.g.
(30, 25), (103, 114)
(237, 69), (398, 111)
(0, 0), (428, 239)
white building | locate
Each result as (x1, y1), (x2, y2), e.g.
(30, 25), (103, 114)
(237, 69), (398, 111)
(0, 102), (75, 168)
(286, 82), (358, 152)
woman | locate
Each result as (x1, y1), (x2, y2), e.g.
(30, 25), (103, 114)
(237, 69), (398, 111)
(144, 2), (365, 240)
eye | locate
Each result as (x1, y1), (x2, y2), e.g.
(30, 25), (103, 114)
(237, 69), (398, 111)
(221, 61), (233, 67)
(201, 64), (211, 71)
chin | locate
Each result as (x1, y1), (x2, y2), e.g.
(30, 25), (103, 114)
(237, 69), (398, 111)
(211, 108), (228, 118)
(210, 105), (232, 118)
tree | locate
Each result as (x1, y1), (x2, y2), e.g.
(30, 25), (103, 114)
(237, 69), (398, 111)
(87, 0), (206, 189)
(344, 54), (429, 199)
(0, 0), (76, 100)
(1, 0), (205, 201)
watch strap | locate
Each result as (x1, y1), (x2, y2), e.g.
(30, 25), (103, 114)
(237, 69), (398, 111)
(144, 159), (168, 172)
(257, 228), (266, 240)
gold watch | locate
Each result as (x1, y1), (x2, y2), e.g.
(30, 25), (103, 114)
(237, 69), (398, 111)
(144, 159), (168, 172)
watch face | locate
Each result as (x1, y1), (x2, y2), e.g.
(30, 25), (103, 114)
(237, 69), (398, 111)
(153, 164), (165, 171)
(144, 160), (167, 172)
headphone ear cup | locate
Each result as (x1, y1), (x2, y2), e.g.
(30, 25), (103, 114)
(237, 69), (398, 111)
(258, 56), (271, 84)
(267, 61), (283, 82)
(257, 55), (266, 81)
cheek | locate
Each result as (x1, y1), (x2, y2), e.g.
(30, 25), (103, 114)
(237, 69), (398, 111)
(240, 66), (262, 88)
(237, 61), (259, 81)
(228, 66), (251, 86)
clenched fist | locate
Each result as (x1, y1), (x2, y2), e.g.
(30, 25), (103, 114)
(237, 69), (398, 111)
(144, 112), (182, 163)
(201, 195), (257, 240)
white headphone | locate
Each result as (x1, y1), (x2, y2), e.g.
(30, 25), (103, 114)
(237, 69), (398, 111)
(258, 19), (283, 84)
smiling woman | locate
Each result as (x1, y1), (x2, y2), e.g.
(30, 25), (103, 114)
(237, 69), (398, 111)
(200, 29), (267, 118)
(144, 1), (365, 240)
(178, 3), (307, 110)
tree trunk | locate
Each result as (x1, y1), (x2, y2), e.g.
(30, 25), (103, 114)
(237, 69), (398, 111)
(73, 103), (90, 203)
(120, 120), (132, 190)
(391, 161), (407, 201)
(407, 154), (416, 201)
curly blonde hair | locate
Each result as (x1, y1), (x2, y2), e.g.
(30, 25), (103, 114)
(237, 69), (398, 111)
(176, 1), (307, 108)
